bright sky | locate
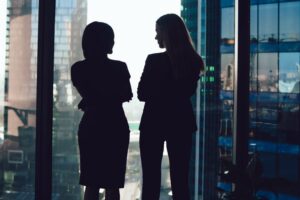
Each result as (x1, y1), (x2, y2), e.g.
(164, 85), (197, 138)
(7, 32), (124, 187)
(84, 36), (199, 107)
(87, 0), (181, 92)
(87, 0), (181, 121)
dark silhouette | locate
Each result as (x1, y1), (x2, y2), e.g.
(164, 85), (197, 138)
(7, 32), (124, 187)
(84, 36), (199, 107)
(71, 22), (133, 200)
(137, 14), (204, 200)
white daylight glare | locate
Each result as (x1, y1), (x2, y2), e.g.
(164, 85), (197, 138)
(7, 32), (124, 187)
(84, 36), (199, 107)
(87, 0), (181, 122)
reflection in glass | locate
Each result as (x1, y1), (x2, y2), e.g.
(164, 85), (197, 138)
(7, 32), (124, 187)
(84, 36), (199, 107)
(0, 0), (38, 199)
(249, 3), (300, 198)
(221, 7), (234, 43)
(202, 0), (300, 199)
(52, 1), (87, 199)
(221, 54), (234, 91)
(219, 50), (235, 197)
(279, 53), (300, 93)
(280, 2), (300, 42)
(259, 4), (278, 43)
(250, 53), (258, 91)
(250, 5), (258, 43)
(258, 53), (278, 92)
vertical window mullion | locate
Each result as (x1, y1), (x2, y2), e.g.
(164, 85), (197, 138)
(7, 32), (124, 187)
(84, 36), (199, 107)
(233, 0), (250, 196)
(35, 0), (56, 200)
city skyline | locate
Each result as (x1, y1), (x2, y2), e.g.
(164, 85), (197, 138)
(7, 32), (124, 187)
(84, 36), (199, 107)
(0, 0), (299, 199)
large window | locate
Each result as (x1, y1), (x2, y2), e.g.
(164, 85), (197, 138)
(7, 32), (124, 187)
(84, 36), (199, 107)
(0, 0), (299, 199)
(51, 0), (180, 199)
(216, 1), (300, 200)
(52, 1), (86, 199)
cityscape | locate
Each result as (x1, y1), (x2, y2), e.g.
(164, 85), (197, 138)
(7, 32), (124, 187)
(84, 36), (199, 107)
(0, 0), (299, 200)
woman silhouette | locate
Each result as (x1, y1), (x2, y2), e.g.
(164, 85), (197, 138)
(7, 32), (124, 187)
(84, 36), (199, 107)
(71, 22), (133, 200)
(138, 14), (204, 200)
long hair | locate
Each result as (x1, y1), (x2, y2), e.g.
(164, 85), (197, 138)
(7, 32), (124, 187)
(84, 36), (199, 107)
(82, 21), (114, 59)
(156, 14), (204, 79)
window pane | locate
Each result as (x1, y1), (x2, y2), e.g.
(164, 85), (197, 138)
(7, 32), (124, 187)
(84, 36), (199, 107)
(221, 54), (234, 91)
(280, 2), (300, 42)
(52, 1), (86, 199)
(52, 1), (180, 199)
(221, 7), (234, 40)
(279, 53), (300, 93)
(0, 0), (38, 199)
(258, 53), (278, 92)
(259, 4), (278, 43)
(219, 54), (235, 197)
(249, 52), (300, 198)
(250, 2), (300, 199)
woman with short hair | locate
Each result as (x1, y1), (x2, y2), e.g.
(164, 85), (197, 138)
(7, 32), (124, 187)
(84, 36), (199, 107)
(71, 21), (132, 200)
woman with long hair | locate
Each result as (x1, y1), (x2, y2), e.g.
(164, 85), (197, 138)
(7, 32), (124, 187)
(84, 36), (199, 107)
(138, 13), (204, 200)
(71, 22), (132, 200)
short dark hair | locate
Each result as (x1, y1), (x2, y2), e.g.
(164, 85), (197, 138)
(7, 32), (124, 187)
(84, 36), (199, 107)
(82, 21), (114, 59)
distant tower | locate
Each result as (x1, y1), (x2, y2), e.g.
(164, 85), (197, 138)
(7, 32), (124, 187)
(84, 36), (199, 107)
(6, 0), (38, 134)
(181, 0), (198, 46)
(224, 64), (233, 90)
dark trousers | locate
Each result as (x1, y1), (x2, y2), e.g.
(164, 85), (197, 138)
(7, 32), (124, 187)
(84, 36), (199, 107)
(139, 130), (192, 200)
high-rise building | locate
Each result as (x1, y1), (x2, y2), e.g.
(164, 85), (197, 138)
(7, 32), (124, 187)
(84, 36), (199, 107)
(182, 0), (300, 199)
(1, 0), (38, 199)
(1, 0), (299, 199)
(1, 0), (87, 199)
(6, 0), (38, 135)
(181, 0), (198, 46)
(181, 0), (220, 199)
(219, 0), (300, 199)
(52, 0), (87, 199)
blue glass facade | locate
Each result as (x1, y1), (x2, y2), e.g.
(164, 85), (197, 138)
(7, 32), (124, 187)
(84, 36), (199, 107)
(184, 0), (300, 199)
(219, 0), (300, 199)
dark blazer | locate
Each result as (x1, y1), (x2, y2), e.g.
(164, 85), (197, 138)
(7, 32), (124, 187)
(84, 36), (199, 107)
(138, 52), (200, 133)
(71, 58), (133, 133)
(71, 58), (132, 187)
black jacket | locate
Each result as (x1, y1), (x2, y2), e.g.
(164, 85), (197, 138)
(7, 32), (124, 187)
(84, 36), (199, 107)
(138, 52), (200, 133)
(71, 58), (133, 133)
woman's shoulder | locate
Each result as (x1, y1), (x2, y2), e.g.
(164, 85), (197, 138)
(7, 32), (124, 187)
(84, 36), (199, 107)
(71, 60), (85, 67)
(107, 59), (131, 77)
(145, 52), (169, 67)
(147, 52), (167, 60)
(71, 60), (85, 73)
(107, 58), (126, 66)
